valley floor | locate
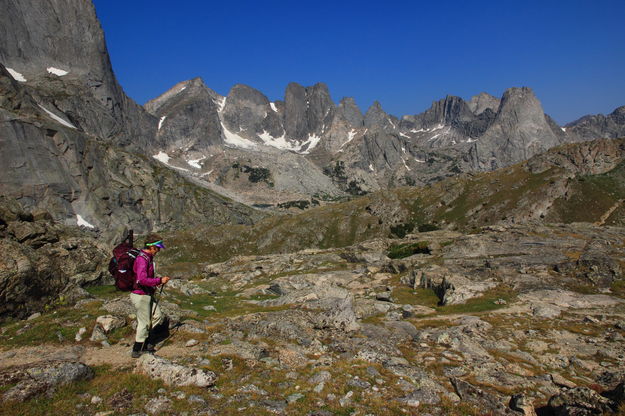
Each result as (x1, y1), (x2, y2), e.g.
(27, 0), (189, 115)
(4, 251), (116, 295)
(1, 223), (625, 415)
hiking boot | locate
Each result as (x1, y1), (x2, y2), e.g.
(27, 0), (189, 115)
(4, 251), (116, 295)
(131, 342), (143, 358)
(142, 337), (156, 353)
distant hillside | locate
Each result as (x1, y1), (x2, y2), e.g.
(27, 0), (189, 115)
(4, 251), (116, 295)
(161, 138), (625, 270)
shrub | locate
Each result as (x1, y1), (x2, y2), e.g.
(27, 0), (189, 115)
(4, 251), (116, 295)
(390, 222), (415, 238)
(418, 223), (440, 232)
(387, 241), (430, 259)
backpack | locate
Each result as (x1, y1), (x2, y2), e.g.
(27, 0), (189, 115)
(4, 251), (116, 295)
(108, 230), (142, 291)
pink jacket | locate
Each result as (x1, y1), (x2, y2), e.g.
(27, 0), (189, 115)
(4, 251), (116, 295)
(132, 250), (161, 295)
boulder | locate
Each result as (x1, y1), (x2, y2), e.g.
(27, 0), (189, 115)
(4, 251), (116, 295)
(547, 387), (616, 415)
(95, 315), (126, 333)
(1, 361), (94, 402)
(509, 394), (537, 416)
(144, 396), (173, 415)
(135, 354), (216, 387)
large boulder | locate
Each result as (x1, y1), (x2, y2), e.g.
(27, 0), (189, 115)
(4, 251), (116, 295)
(547, 386), (617, 415)
(135, 354), (217, 388)
(1, 361), (94, 402)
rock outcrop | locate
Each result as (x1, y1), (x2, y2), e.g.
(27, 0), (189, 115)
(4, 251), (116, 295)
(135, 354), (217, 388)
(1, 361), (94, 402)
(0, 197), (108, 318)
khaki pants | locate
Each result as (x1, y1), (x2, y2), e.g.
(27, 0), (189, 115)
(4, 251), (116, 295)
(130, 292), (164, 343)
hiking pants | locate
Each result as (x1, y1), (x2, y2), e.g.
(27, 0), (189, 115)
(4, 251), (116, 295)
(130, 293), (164, 343)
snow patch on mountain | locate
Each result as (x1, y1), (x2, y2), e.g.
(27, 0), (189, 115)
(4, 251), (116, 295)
(222, 124), (257, 149)
(47, 67), (68, 76)
(7, 68), (26, 82)
(158, 116), (166, 130)
(217, 97), (226, 112)
(270, 102), (278, 112)
(431, 124), (445, 131)
(38, 105), (76, 129)
(187, 158), (205, 169)
(258, 130), (298, 152)
(299, 134), (321, 154)
(76, 214), (95, 229)
(153, 151), (170, 164)
(401, 158), (411, 171)
(339, 129), (357, 151)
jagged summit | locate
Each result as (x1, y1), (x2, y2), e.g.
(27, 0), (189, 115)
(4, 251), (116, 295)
(2, 0), (625, 218)
(468, 92), (500, 115)
(565, 105), (625, 141)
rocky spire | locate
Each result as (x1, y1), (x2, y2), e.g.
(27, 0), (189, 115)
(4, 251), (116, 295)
(337, 97), (364, 127)
(468, 92), (500, 115)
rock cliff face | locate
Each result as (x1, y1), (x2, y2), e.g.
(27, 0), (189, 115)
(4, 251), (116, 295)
(467, 87), (564, 170)
(0, 0), (264, 238)
(0, 0), (156, 150)
(145, 78), (223, 150)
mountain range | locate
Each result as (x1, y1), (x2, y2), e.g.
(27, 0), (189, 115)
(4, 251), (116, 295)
(1, 0), (624, 236)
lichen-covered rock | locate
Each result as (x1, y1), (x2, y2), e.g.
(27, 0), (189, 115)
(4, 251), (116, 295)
(1, 361), (94, 402)
(547, 386), (616, 415)
(135, 354), (216, 387)
(144, 396), (173, 415)
(95, 315), (126, 333)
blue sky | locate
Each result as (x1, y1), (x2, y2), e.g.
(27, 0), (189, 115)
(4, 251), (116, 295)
(93, 0), (625, 124)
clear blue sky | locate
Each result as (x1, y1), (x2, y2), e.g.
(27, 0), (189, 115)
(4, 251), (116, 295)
(93, 0), (625, 124)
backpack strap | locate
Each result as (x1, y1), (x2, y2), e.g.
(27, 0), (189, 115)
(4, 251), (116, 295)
(137, 251), (152, 263)
(134, 251), (154, 293)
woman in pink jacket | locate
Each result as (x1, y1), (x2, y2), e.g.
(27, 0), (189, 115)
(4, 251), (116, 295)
(130, 233), (170, 358)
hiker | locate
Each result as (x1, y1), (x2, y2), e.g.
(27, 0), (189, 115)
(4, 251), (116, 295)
(130, 233), (171, 358)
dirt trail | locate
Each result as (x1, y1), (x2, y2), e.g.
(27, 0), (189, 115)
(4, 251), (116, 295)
(0, 341), (199, 370)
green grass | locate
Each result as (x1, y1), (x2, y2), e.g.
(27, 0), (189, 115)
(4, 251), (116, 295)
(434, 286), (516, 315)
(612, 279), (625, 298)
(0, 366), (174, 416)
(0, 301), (105, 348)
(548, 161), (625, 224)
(387, 241), (430, 259)
(165, 287), (287, 322)
(392, 286), (440, 308)
(85, 284), (119, 299)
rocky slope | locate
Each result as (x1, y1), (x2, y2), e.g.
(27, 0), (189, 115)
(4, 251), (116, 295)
(0, 197), (109, 319)
(1, 223), (623, 415)
(565, 106), (625, 141)
(157, 137), (625, 267)
(0, 64), (264, 238)
(0, 2), (264, 236)
(0, 0), (156, 150)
